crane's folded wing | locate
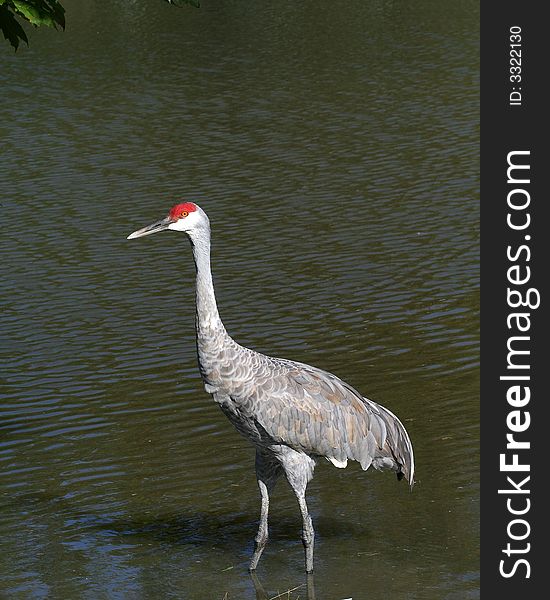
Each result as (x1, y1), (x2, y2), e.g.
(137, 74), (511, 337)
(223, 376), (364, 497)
(231, 359), (414, 483)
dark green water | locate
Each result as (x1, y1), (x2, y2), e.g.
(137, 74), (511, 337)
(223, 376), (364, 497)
(1, 1), (479, 598)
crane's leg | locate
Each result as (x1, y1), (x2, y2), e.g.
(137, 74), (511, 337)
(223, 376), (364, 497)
(249, 450), (282, 571)
(282, 451), (316, 573)
(295, 487), (315, 573)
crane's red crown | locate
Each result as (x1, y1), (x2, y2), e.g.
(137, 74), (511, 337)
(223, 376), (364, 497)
(169, 202), (198, 220)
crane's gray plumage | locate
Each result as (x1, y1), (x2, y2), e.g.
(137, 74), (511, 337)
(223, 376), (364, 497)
(128, 202), (415, 573)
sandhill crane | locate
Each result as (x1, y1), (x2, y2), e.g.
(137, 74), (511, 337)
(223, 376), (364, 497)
(127, 202), (414, 573)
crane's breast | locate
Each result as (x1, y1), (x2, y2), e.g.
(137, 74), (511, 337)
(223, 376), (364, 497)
(211, 390), (271, 446)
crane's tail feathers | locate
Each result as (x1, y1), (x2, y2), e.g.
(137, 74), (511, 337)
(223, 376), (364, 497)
(365, 398), (415, 489)
(328, 456), (348, 468)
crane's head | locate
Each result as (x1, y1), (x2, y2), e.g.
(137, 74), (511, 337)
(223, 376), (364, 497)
(127, 202), (209, 240)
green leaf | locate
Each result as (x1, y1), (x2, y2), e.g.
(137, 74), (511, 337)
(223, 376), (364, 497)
(12, 0), (65, 29)
(0, 4), (29, 50)
(2, 0), (198, 52)
(13, 0), (46, 26)
(47, 0), (65, 29)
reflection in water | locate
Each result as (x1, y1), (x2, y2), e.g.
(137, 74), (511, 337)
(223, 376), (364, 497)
(251, 572), (316, 600)
(1, 0), (478, 598)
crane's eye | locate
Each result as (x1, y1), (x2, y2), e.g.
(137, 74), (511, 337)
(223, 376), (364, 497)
(180, 211), (189, 218)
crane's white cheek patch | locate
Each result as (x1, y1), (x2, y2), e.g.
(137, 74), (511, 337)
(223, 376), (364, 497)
(328, 457), (348, 468)
(168, 211), (202, 232)
(168, 220), (186, 232)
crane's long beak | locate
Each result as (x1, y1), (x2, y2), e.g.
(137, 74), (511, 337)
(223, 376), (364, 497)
(127, 216), (174, 240)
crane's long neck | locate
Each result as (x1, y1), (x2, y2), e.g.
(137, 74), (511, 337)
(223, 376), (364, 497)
(190, 228), (224, 337)
(189, 227), (234, 387)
